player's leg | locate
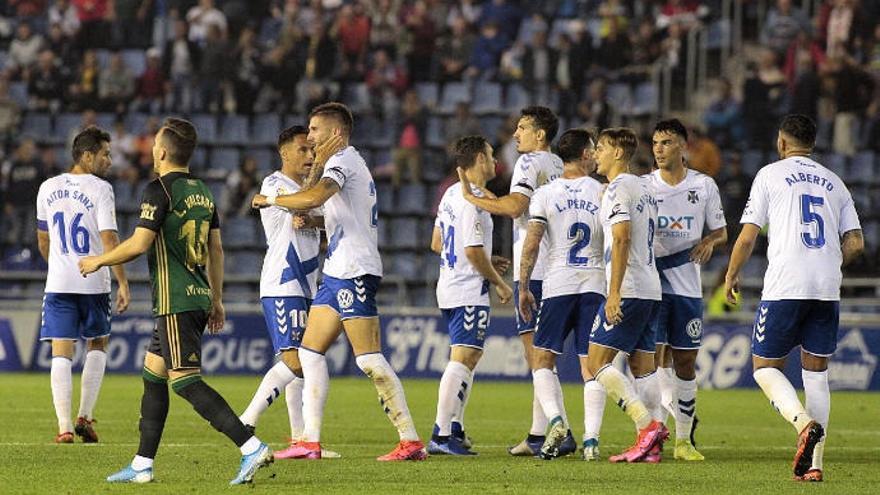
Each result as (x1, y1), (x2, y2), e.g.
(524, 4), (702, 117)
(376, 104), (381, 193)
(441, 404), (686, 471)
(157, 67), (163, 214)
(510, 280), (549, 455)
(629, 349), (661, 436)
(665, 295), (705, 460)
(578, 293), (606, 461)
(240, 297), (307, 431)
(297, 305), (343, 453)
(751, 301), (823, 478)
(41, 294), (80, 442)
(75, 293), (112, 442)
(653, 296), (677, 424)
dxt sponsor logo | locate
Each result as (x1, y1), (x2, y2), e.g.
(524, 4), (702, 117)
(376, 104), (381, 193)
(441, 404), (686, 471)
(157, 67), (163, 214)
(658, 215), (695, 230)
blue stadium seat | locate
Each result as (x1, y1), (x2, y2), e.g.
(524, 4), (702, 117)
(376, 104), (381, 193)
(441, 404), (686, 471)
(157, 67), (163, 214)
(252, 114), (281, 145)
(479, 116), (503, 138)
(505, 83), (531, 109)
(224, 217), (257, 247)
(227, 251), (263, 274)
(607, 83), (633, 112)
(426, 116), (445, 148)
(284, 114), (306, 128)
(824, 153), (847, 174)
(632, 82), (658, 115)
(397, 183), (428, 214)
(342, 82), (371, 113)
(191, 114), (217, 143)
(96, 112), (116, 129)
(373, 147), (392, 167)
(439, 82), (470, 113)
(8, 82), (27, 107)
(205, 179), (225, 201)
(422, 150), (447, 182)
(863, 221), (879, 253)
(741, 150), (764, 176)
(377, 217), (389, 247)
(376, 181), (394, 214)
(113, 181), (137, 212)
(473, 82), (502, 114)
(126, 255), (149, 275)
(93, 49), (111, 69)
(849, 151), (875, 184)
(390, 218), (419, 248)
(129, 282), (151, 301)
(54, 113), (81, 139)
(190, 147), (208, 170)
(211, 147), (241, 173)
(121, 49), (147, 75)
(415, 82), (439, 108)
(249, 148), (278, 174)
(371, 118), (394, 148)
(219, 114), (249, 144)
(391, 253), (421, 280)
(123, 112), (149, 133)
(0, 50), (7, 69)
(21, 113), (51, 138)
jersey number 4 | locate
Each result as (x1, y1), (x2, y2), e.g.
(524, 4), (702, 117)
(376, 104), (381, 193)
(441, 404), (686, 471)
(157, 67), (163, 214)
(439, 221), (457, 268)
(800, 194), (826, 249)
(52, 212), (90, 255)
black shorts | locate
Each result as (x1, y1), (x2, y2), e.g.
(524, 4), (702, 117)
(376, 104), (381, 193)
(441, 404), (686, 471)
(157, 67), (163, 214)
(148, 310), (208, 370)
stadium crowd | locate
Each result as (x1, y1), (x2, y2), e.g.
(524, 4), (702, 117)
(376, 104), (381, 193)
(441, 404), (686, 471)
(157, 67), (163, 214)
(0, 0), (878, 287)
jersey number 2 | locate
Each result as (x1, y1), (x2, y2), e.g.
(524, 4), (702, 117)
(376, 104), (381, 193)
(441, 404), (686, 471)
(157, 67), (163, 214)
(567, 222), (591, 266)
(52, 212), (90, 255)
(800, 194), (826, 249)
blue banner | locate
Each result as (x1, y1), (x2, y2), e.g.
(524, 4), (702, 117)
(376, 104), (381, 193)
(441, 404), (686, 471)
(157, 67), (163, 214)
(0, 317), (23, 371)
(17, 311), (880, 391)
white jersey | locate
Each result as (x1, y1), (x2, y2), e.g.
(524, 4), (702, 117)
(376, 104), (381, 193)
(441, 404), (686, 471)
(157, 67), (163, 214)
(259, 172), (321, 299)
(435, 183), (494, 308)
(600, 173), (661, 300)
(529, 176), (606, 299)
(741, 156), (860, 301)
(510, 150), (564, 281)
(36, 173), (117, 294)
(319, 146), (383, 279)
(649, 169), (726, 298)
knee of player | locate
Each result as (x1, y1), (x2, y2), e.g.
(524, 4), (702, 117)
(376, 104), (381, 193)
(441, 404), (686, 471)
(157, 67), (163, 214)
(169, 371), (203, 396)
(355, 353), (387, 381)
(87, 336), (109, 352)
(531, 351), (556, 370)
(280, 350), (303, 376)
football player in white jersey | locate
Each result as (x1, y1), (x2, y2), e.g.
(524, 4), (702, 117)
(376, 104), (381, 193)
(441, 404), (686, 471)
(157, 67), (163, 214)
(458, 106), (568, 456)
(429, 135), (512, 455)
(518, 129), (607, 460)
(648, 119), (727, 461)
(587, 127), (669, 463)
(725, 115), (864, 481)
(239, 125), (342, 459)
(36, 126), (130, 444)
(252, 103), (426, 461)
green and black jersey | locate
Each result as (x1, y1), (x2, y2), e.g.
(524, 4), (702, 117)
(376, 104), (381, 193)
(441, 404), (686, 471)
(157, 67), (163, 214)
(137, 172), (220, 316)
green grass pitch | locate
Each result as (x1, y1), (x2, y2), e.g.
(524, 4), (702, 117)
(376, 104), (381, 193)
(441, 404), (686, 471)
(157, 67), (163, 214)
(1, 372), (878, 494)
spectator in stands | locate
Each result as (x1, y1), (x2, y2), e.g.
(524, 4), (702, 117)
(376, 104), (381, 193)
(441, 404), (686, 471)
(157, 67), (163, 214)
(45, 21), (76, 68)
(369, 0), (402, 56)
(597, 0), (628, 41)
(133, 116), (160, 177)
(522, 29), (555, 104)
(66, 109), (98, 147)
(133, 47), (166, 113)
(99, 52), (135, 113)
(595, 17), (631, 71)
(444, 101), (482, 147)
(760, 0), (811, 56)
(573, 78), (611, 130)
(392, 89), (428, 188)
(818, 0), (872, 58)
(198, 23), (229, 113)
(221, 156), (260, 219)
(466, 21), (508, 81)
(232, 25), (263, 115)
(1, 138), (44, 247)
(704, 78), (745, 149)
(0, 77), (21, 145)
(7, 22), (44, 80)
(436, 14), (475, 82)
(498, 40), (524, 82)
(334, 1), (371, 80)
(553, 33), (589, 116)
(403, 0), (438, 82)
(365, 49), (408, 118)
(186, 0), (228, 45)
(478, 0), (522, 43)
(109, 119), (137, 171)
(865, 23), (880, 76)
(516, 12), (547, 47)
(49, 0), (81, 38)
(67, 49), (101, 111)
(447, 0), (481, 28)
(742, 51), (786, 149)
(687, 127), (722, 177)
(163, 19), (200, 114)
(787, 50), (821, 121)
(299, 0), (330, 34)
(718, 152), (752, 239)
(656, 0), (706, 31)
(27, 49), (66, 112)
(40, 145), (64, 177)
(829, 53), (874, 157)
(9, 0), (48, 18)
(111, 0), (154, 48)
(627, 18), (661, 79)
(783, 31), (825, 87)
(73, 0), (111, 49)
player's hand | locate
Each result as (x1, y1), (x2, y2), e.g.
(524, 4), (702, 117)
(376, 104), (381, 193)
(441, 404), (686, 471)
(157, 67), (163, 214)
(495, 281), (513, 305)
(605, 292), (623, 325)
(115, 284), (130, 314)
(207, 301), (226, 334)
(518, 287), (537, 323)
(491, 256), (511, 275)
(724, 275), (740, 305)
(690, 239), (714, 265)
(78, 256), (102, 277)
(292, 213), (311, 229)
(314, 133), (345, 166)
(252, 194), (269, 209)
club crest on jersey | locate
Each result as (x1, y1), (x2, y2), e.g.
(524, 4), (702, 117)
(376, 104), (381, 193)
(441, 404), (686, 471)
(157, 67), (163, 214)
(337, 289), (354, 309)
(687, 190), (699, 204)
(140, 202), (157, 220)
(686, 318), (702, 339)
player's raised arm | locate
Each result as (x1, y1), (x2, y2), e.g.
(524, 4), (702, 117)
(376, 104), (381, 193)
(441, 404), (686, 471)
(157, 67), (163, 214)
(518, 220), (546, 322)
(457, 167), (530, 218)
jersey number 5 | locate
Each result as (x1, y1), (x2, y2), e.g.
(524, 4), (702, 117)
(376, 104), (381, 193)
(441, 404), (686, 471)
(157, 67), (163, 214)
(179, 219), (210, 271)
(800, 194), (826, 249)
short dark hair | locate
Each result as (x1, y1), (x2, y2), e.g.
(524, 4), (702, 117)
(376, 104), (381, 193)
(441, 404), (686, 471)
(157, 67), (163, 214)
(278, 125), (308, 149)
(520, 106), (559, 144)
(598, 127), (639, 162)
(653, 118), (688, 141)
(452, 135), (489, 170)
(779, 114), (817, 147)
(556, 128), (595, 163)
(161, 117), (198, 165)
(309, 102), (354, 137)
(72, 126), (111, 163)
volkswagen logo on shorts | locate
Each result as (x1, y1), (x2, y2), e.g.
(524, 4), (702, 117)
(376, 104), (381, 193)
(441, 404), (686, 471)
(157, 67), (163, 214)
(686, 318), (703, 339)
(337, 289), (354, 309)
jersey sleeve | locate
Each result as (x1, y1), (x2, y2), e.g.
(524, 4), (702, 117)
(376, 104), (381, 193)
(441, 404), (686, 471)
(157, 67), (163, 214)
(36, 182), (48, 231)
(136, 179), (170, 232)
(210, 205), (220, 229)
(838, 186), (861, 235)
(528, 187), (548, 224)
(96, 182), (118, 232)
(509, 154), (539, 198)
(704, 178), (727, 231)
(460, 204), (486, 247)
(740, 171), (768, 227)
(321, 151), (351, 189)
(603, 180), (632, 226)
